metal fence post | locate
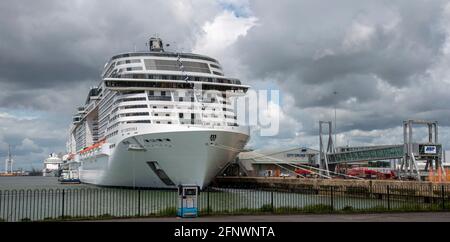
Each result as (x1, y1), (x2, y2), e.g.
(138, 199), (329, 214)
(61, 189), (65, 218)
(207, 188), (210, 215)
(271, 191), (274, 213)
(387, 185), (390, 211)
(330, 186), (334, 211)
(442, 185), (445, 211)
(138, 189), (141, 217)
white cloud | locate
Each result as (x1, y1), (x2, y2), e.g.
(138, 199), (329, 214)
(193, 10), (257, 57)
(16, 138), (42, 153)
(343, 22), (375, 50)
(0, 112), (14, 119)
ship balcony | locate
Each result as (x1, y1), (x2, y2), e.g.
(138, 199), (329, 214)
(148, 96), (172, 101)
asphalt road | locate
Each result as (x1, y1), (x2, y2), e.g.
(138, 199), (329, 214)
(94, 212), (450, 222)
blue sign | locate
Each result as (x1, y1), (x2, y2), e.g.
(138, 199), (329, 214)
(424, 146), (437, 154)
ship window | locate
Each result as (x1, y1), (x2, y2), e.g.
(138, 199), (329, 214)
(191, 113), (195, 119)
(123, 104), (148, 109)
(118, 97), (147, 103)
(120, 112), (149, 117)
(154, 113), (158, 116)
(149, 90), (154, 96)
(161, 91), (166, 96)
(179, 113), (184, 118)
(168, 121), (172, 124)
(165, 114), (170, 117)
(156, 121), (160, 124)
(126, 120), (151, 124)
(122, 90), (144, 95)
(148, 95), (171, 101)
(144, 59), (211, 73)
(210, 64), (222, 69)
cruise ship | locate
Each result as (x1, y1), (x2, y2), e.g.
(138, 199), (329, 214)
(66, 37), (250, 188)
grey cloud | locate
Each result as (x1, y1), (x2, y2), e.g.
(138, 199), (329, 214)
(229, 0), (450, 137)
(0, 0), (223, 169)
(2, 0), (450, 169)
(0, 0), (221, 89)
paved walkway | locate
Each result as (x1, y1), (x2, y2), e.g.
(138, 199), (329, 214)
(95, 212), (450, 222)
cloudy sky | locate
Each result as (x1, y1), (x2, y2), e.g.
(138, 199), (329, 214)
(1, 0), (450, 170)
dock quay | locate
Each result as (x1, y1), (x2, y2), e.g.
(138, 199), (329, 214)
(214, 177), (450, 200)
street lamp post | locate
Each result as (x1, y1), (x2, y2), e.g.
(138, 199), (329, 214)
(333, 91), (338, 150)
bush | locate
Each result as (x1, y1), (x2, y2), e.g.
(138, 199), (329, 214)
(368, 206), (388, 212)
(159, 207), (177, 216)
(199, 206), (213, 215)
(98, 214), (114, 219)
(342, 206), (354, 211)
(236, 208), (262, 214)
(58, 215), (73, 220)
(274, 206), (304, 214)
(259, 204), (273, 212)
(301, 204), (333, 213)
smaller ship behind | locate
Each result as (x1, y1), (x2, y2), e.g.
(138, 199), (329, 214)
(42, 153), (63, 177)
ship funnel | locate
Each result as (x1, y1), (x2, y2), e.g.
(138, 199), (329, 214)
(149, 37), (164, 52)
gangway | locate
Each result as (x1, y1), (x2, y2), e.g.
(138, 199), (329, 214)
(327, 145), (404, 164)
(322, 120), (445, 181)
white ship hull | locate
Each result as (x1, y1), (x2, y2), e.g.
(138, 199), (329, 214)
(78, 124), (249, 189)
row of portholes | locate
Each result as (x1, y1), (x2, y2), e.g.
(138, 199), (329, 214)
(144, 138), (171, 143)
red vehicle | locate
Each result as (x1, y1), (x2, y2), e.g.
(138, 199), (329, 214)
(294, 168), (314, 177)
(346, 167), (396, 179)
